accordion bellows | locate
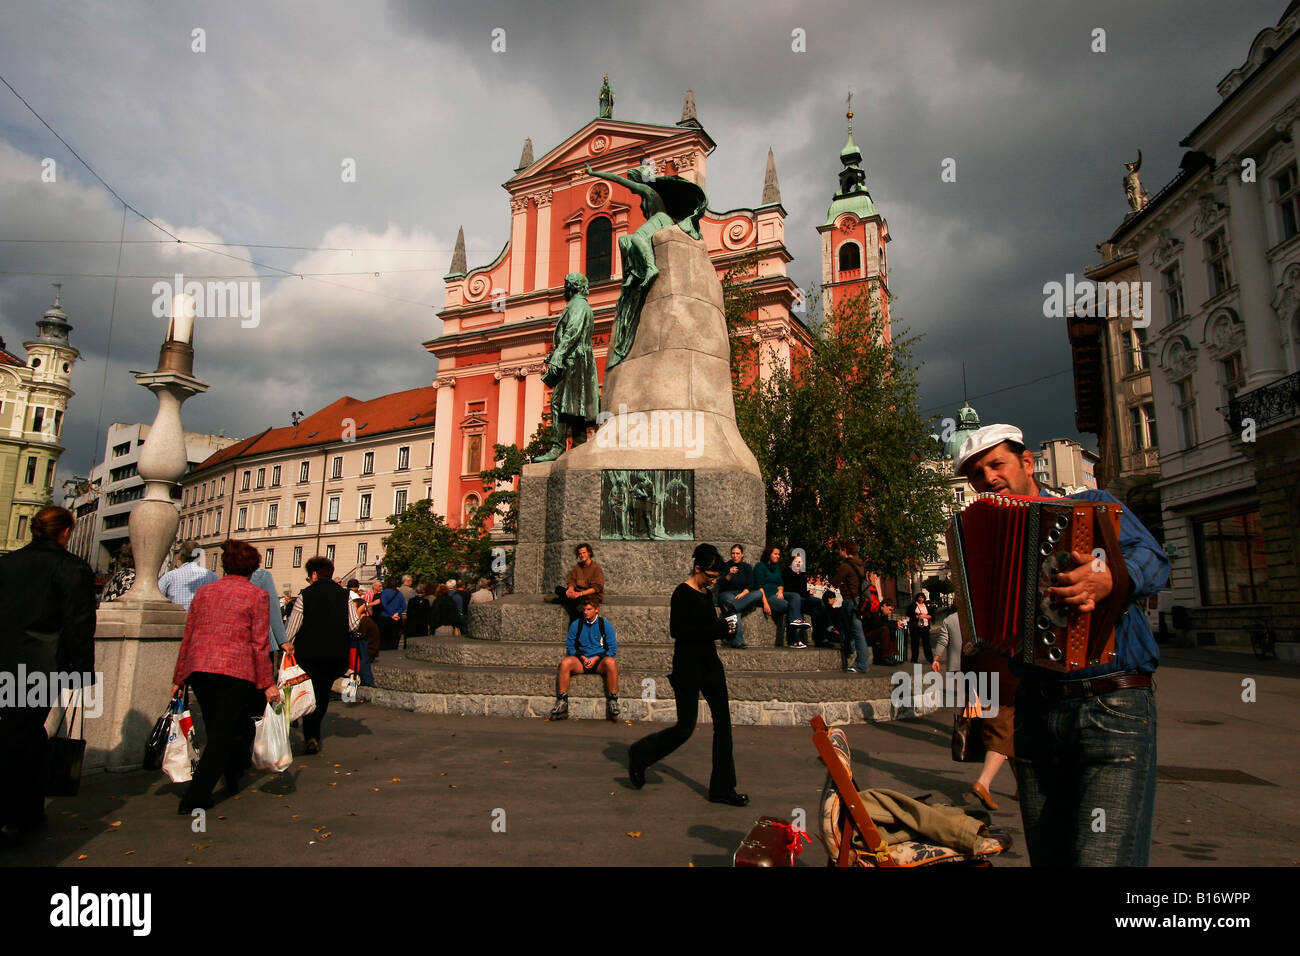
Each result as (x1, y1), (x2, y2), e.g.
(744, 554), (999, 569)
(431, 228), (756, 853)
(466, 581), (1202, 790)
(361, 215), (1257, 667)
(946, 494), (1129, 674)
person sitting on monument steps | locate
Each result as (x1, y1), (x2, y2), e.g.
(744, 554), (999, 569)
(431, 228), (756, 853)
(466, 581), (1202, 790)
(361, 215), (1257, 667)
(550, 543), (605, 623)
(755, 545), (808, 648)
(536, 273), (598, 462)
(550, 597), (619, 722)
(715, 544), (759, 649)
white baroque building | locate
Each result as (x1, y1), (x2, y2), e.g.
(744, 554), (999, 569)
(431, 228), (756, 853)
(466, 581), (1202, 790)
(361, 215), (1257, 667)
(1107, 2), (1300, 644)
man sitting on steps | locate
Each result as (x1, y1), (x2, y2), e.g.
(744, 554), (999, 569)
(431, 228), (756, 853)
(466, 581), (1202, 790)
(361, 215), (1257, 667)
(550, 597), (619, 722)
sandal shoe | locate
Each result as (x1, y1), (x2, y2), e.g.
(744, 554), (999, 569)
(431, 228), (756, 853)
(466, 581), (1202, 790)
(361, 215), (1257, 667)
(971, 782), (999, 811)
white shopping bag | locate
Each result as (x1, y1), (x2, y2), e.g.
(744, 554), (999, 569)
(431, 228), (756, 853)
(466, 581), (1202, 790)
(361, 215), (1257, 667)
(278, 649), (316, 721)
(162, 699), (199, 784)
(252, 701), (293, 773)
(340, 672), (359, 703)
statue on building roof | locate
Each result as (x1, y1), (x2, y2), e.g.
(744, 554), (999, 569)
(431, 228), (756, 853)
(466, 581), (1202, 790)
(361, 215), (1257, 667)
(599, 75), (615, 119)
(1124, 150), (1149, 213)
(584, 163), (708, 369)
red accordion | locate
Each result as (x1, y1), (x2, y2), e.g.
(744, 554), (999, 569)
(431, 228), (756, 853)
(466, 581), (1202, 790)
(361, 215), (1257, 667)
(946, 494), (1129, 673)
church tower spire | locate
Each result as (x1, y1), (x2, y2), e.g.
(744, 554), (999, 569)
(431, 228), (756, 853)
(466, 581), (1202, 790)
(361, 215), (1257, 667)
(447, 227), (467, 278)
(817, 91), (891, 333)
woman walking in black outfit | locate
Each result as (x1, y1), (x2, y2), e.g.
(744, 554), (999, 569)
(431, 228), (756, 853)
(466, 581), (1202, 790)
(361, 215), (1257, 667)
(628, 544), (748, 806)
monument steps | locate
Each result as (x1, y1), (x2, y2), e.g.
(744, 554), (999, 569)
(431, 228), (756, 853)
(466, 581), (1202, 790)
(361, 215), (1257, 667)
(361, 630), (921, 726)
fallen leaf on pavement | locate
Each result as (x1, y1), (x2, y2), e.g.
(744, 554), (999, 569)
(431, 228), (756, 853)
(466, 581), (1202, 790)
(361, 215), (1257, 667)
(328, 782), (338, 787)
(391, 778), (400, 782)
(76, 855), (88, 861)
(626, 831), (642, 838)
(123, 851), (135, 856)
(372, 787), (380, 792)
(108, 821), (122, 828)
(194, 844), (210, 850)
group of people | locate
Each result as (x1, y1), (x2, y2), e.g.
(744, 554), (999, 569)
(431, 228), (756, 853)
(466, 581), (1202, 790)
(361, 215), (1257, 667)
(3, 414), (1170, 867)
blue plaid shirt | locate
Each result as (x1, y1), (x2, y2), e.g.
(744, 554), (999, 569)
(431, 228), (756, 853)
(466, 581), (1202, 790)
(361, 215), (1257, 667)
(159, 557), (218, 610)
(1013, 490), (1169, 680)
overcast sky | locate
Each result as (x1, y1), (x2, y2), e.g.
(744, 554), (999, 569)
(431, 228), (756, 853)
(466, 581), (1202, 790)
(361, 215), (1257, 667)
(0, 0), (1285, 492)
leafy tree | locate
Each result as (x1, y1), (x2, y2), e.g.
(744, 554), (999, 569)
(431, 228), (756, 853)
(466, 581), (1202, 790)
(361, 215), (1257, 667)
(471, 420), (553, 535)
(730, 286), (950, 577)
(380, 498), (481, 584)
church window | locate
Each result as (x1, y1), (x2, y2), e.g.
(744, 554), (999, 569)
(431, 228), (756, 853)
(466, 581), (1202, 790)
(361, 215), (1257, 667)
(586, 217), (613, 282)
(838, 242), (861, 273)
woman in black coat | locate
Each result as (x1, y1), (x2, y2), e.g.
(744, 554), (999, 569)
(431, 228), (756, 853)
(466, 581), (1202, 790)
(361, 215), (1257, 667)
(628, 543), (747, 806)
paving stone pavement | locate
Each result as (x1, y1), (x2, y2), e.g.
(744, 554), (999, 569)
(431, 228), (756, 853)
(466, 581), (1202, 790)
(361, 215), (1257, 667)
(2, 646), (1295, 868)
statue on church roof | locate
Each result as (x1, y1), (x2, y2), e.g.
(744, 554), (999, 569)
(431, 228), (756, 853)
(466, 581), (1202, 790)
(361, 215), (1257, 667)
(1123, 150), (1149, 213)
(599, 75), (615, 119)
(585, 163), (708, 369)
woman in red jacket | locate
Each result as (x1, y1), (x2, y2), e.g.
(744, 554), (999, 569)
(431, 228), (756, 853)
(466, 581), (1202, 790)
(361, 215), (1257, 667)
(170, 539), (281, 813)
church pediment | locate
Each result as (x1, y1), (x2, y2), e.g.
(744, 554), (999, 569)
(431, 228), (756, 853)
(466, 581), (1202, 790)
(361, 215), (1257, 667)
(509, 119), (713, 184)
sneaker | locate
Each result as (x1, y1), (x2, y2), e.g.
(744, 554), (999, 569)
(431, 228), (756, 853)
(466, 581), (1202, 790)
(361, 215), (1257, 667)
(790, 641), (808, 649)
(605, 696), (620, 721)
(549, 697), (569, 721)
(790, 619), (806, 627)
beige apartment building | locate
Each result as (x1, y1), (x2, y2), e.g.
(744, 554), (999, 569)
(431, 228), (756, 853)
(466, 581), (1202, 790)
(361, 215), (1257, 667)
(178, 386), (437, 591)
(1033, 438), (1100, 494)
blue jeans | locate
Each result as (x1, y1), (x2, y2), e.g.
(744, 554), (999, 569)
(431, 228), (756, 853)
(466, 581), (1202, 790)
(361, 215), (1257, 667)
(718, 590), (764, 647)
(351, 637), (375, 687)
(1014, 684), (1157, 866)
(837, 606), (869, 670)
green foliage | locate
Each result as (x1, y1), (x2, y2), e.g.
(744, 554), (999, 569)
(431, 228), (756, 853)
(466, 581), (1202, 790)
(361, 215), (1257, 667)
(380, 498), (482, 584)
(731, 286), (950, 577)
(472, 420), (553, 535)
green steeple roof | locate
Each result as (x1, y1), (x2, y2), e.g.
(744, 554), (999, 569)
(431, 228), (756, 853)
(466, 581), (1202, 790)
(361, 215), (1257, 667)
(825, 105), (875, 225)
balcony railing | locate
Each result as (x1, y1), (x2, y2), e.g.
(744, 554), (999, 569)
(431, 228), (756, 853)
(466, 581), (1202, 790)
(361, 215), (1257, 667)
(1223, 371), (1300, 433)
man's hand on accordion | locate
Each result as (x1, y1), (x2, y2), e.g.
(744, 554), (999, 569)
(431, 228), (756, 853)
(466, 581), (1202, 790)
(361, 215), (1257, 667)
(1046, 550), (1113, 614)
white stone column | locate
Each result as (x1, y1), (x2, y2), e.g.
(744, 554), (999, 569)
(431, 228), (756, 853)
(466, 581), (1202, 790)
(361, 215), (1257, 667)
(1225, 165), (1286, 389)
(523, 368), (545, 445)
(431, 375), (456, 519)
(533, 191), (552, 291)
(508, 195), (529, 295)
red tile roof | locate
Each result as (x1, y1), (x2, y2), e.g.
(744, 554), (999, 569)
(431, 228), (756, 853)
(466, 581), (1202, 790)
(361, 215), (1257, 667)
(192, 385), (437, 474)
(0, 347), (23, 367)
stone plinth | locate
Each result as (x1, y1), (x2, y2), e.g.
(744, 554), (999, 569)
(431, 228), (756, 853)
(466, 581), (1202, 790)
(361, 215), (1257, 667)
(82, 600), (186, 772)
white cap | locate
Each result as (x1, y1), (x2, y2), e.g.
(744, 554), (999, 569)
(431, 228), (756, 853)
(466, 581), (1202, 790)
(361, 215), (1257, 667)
(953, 424), (1025, 476)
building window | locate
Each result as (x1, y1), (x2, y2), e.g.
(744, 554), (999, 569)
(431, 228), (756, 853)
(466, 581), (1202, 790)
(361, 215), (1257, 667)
(220, 476), (225, 496)
(327, 496), (340, 523)
(1123, 327), (1148, 374)
(209, 553), (217, 571)
(362, 451), (374, 475)
(24, 457), (36, 484)
(429, 441), (435, 467)
(112, 441), (131, 457)
(184, 488), (190, 507)
(264, 548), (274, 569)
(1220, 352), (1245, 405)
(267, 503), (279, 527)
(17, 515), (28, 539)
(44, 461), (54, 489)
(396, 446), (410, 471)
(236, 506), (247, 531)
(953, 487), (965, 505)
(394, 489), (408, 514)
(53, 409), (63, 437)
(1174, 377), (1198, 450)
(331, 455), (343, 480)
(1195, 510), (1268, 605)
(358, 542), (368, 567)
(299, 461), (310, 483)
(209, 479), (216, 499)
(186, 516), (193, 538)
(1274, 162), (1299, 242)
(838, 242), (861, 273)
(199, 483), (205, 504)
(359, 493), (372, 520)
(254, 467), (264, 489)
(31, 407), (44, 434)
(1130, 403), (1157, 450)
(292, 546), (303, 568)
(325, 544), (335, 563)
(271, 465), (281, 487)
(464, 433), (483, 476)
(241, 470), (251, 491)
(1204, 229), (1233, 298)
(586, 216), (613, 282)
(215, 506), (222, 531)
(295, 500), (307, 525)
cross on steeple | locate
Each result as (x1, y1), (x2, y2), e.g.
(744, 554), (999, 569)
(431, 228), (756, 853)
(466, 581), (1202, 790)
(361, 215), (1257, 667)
(846, 89), (854, 134)
(52, 282), (62, 307)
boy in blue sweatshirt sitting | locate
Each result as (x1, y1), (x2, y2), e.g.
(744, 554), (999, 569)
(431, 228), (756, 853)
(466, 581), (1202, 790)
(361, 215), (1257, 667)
(550, 597), (619, 722)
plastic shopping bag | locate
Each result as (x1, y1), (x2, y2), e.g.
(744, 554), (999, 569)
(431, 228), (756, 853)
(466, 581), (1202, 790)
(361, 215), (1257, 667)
(162, 696), (199, 783)
(278, 649), (316, 721)
(252, 701), (293, 773)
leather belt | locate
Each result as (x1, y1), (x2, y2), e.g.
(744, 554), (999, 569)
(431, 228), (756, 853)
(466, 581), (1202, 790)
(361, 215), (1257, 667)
(1029, 671), (1153, 700)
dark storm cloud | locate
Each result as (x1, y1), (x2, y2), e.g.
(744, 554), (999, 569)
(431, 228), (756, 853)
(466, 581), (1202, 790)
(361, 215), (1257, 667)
(0, 0), (1285, 493)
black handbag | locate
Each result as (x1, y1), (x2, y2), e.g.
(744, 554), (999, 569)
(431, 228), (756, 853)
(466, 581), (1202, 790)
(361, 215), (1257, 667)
(143, 691), (184, 771)
(951, 708), (985, 763)
(45, 693), (87, 797)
